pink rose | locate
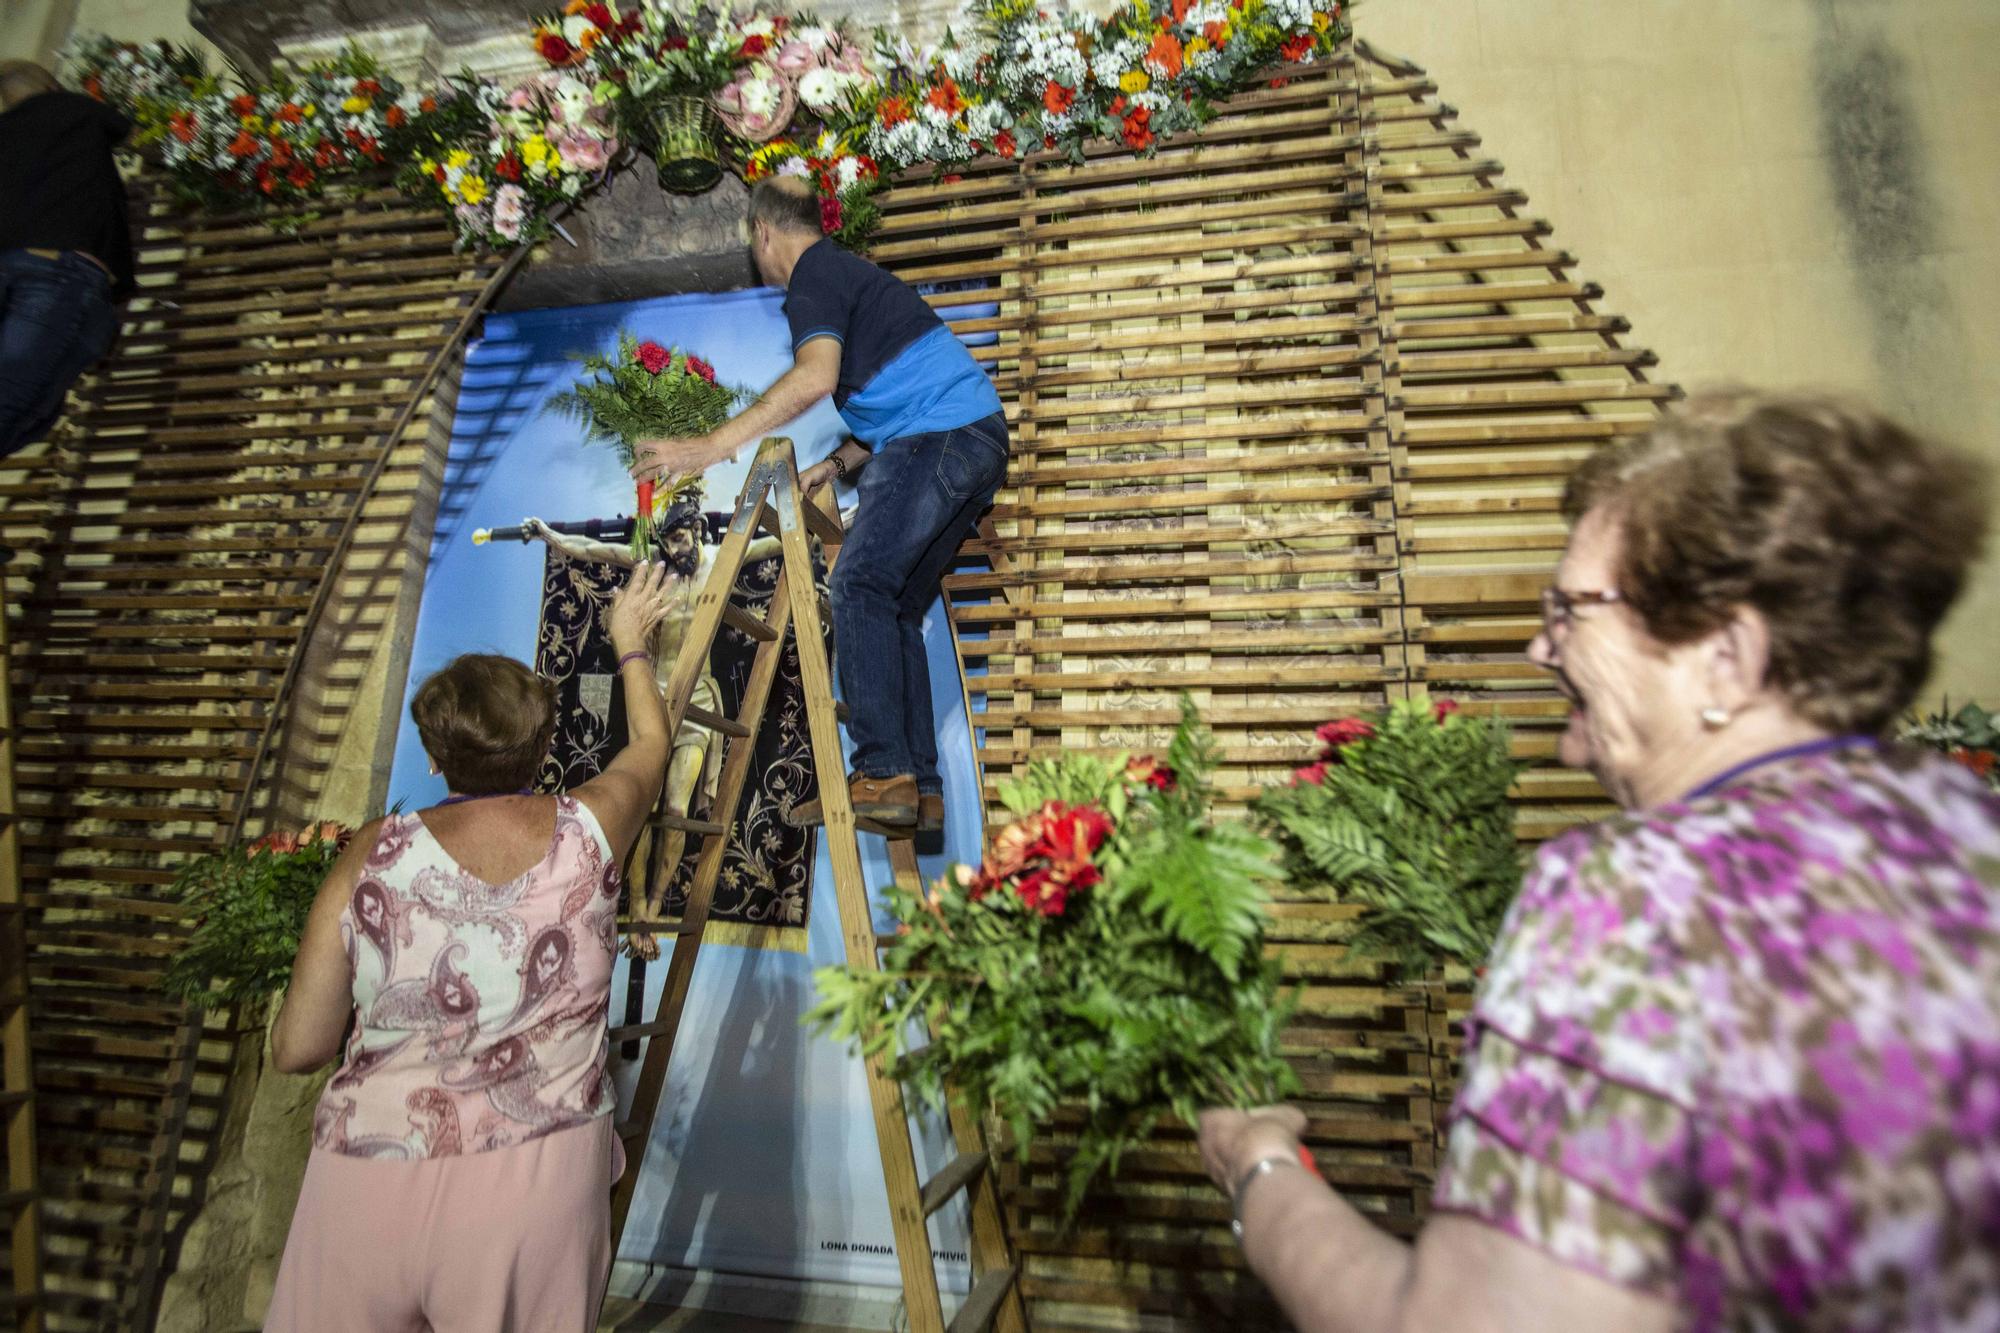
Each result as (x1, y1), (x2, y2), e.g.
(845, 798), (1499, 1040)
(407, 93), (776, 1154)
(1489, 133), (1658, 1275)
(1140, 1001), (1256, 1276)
(773, 39), (817, 76)
(557, 129), (610, 171)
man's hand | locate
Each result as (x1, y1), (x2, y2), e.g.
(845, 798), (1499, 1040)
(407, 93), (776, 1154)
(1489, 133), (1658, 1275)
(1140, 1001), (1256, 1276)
(1198, 1105), (1309, 1192)
(520, 516), (549, 542)
(799, 459), (840, 495)
(630, 433), (727, 483)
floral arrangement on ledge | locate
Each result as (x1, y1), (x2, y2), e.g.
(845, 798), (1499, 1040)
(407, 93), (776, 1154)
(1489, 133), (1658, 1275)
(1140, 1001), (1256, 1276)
(1252, 697), (1523, 974)
(63, 0), (1347, 250)
(806, 699), (1297, 1215)
(1899, 699), (1999, 789)
(162, 822), (353, 1009)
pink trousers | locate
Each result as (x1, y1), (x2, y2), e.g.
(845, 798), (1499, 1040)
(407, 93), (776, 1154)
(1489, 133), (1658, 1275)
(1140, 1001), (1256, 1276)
(266, 1117), (623, 1332)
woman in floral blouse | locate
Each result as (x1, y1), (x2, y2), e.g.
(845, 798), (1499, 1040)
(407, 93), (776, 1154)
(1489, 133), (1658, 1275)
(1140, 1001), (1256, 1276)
(1200, 391), (2000, 1331)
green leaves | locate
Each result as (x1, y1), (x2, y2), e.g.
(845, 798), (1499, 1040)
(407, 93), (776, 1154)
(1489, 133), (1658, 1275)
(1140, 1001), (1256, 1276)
(804, 694), (1293, 1219)
(162, 837), (345, 1009)
(1253, 697), (1525, 974)
(543, 332), (743, 468)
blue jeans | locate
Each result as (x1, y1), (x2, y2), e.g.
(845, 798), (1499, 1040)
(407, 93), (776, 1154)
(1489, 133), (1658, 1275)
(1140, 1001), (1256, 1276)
(831, 412), (1009, 792)
(0, 250), (120, 459)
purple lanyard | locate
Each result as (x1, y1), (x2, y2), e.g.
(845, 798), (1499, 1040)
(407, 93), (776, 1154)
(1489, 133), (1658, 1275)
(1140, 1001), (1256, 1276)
(1681, 735), (1875, 803)
(435, 788), (535, 808)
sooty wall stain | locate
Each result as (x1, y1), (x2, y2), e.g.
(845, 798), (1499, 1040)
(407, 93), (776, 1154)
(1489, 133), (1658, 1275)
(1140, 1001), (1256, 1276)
(1810, 1), (1959, 425)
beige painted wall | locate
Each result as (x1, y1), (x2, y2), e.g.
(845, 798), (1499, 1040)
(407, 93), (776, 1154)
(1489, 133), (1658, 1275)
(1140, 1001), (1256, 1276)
(10, 0), (1997, 708)
(1361, 0), (2000, 703)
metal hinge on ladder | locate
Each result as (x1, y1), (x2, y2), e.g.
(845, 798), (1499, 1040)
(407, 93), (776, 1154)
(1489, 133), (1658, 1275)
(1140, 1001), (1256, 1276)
(603, 437), (1024, 1333)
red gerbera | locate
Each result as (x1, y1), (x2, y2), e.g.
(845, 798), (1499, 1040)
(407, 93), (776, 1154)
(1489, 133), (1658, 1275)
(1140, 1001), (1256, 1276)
(276, 102), (304, 124)
(1280, 33), (1314, 61)
(1315, 717), (1375, 750)
(168, 112), (197, 144)
(537, 32), (576, 64)
(230, 93), (257, 117)
(634, 340), (670, 374)
(993, 129), (1016, 159)
(1042, 79), (1075, 115)
(227, 129), (259, 158)
(740, 33), (769, 58)
(384, 104), (407, 128)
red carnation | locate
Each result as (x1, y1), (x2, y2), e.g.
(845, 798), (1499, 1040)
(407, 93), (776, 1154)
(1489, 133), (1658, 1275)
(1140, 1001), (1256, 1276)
(287, 162), (315, 188)
(1120, 105), (1153, 151)
(230, 93), (257, 117)
(537, 32), (575, 64)
(819, 194), (843, 235)
(1953, 747), (1997, 779)
(353, 78), (382, 97)
(993, 129), (1016, 159)
(1291, 762), (1329, 787)
(1315, 717), (1375, 750)
(1124, 755), (1176, 792)
(584, 3), (613, 28)
(740, 33), (769, 58)
(494, 153), (523, 181)
(664, 33), (689, 50)
(634, 340), (670, 374)
(276, 102), (304, 124)
(686, 354), (716, 383)
(1433, 697), (1461, 721)
(227, 129), (260, 158)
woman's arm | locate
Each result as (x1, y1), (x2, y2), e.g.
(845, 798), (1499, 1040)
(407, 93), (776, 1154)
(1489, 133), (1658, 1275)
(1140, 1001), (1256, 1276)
(1200, 1108), (1675, 1333)
(574, 562), (675, 861)
(270, 821), (382, 1074)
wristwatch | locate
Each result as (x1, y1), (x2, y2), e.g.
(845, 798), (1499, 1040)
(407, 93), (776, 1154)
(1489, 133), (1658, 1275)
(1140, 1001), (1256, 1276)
(1229, 1153), (1303, 1241)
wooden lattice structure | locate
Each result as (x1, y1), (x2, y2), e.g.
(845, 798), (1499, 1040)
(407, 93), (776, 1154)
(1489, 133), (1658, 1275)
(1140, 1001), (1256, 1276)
(865, 42), (1675, 1329)
(0, 181), (500, 1331)
(0, 36), (1680, 1332)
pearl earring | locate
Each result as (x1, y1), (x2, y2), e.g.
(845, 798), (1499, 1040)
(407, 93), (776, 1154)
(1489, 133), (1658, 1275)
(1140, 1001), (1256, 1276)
(1700, 705), (1732, 729)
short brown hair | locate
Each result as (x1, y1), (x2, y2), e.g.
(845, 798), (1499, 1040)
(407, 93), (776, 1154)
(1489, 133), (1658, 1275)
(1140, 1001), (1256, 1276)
(748, 177), (821, 236)
(410, 654), (557, 794)
(1564, 390), (1989, 734)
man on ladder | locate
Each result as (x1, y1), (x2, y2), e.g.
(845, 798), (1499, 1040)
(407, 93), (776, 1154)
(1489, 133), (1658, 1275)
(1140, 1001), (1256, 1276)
(629, 176), (1008, 833)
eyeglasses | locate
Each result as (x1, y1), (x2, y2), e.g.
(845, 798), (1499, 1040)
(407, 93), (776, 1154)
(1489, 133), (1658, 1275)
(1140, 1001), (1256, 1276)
(1539, 585), (1623, 635)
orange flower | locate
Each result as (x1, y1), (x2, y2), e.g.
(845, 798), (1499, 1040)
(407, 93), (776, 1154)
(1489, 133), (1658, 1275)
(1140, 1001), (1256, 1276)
(564, 0), (590, 12)
(1172, 0), (1192, 21)
(384, 104), (406, 128)
(419, 95), (438, 113)
(227, 129), (260, 158)
(276, 102), (304, 124)
(1042, 79), (1074, 115)
(230, 93), (256, 117)
(926, 77), (962, 116)
(83, 73), (103, 100)
(877, 95), (911, 127)
(1147, 30), (1184, 77)
(1203, 19), (1228, 46)
(168, 112), (196, 144)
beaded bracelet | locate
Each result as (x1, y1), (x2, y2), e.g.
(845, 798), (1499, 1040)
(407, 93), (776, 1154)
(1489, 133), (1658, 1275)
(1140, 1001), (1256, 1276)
(830, 452), (849, 480)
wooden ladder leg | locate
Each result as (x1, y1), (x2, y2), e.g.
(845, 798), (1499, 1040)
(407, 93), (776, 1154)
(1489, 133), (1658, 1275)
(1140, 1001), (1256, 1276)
(887, 841), (1027, 1333)
(769, 447), (955, 1333)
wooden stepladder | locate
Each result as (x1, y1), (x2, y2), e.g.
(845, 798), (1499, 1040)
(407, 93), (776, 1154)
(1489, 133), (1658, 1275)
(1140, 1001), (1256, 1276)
(607, 437), (1025, 1333)
(0, 553), (46, 1333)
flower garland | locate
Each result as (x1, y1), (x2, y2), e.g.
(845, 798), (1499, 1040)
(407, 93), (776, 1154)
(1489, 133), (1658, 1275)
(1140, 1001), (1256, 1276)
(64, 0), (1346, 249)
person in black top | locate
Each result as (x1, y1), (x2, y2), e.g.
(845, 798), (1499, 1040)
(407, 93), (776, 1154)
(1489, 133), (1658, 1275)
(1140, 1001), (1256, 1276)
(0, 61), (134, 459)
(629, 178), (1008, 833)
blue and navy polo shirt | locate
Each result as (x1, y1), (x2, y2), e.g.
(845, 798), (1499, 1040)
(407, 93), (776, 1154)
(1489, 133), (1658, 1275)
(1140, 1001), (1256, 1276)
(782, 238), (1002, 449)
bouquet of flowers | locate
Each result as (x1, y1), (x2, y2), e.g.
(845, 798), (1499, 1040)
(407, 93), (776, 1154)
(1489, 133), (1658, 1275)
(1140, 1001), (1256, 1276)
(1900, 699), (2000, 789)
(744, 129), (881, 244)
(1252, 697), (1522, 974)
(404, 71), (620, 246)
(808, 699), (1296, 1215)
(861, 32), (1015, 173)
(545, 333), (741, 556)
(163, 822), (353, 1008)
(64, 34), (215, 135)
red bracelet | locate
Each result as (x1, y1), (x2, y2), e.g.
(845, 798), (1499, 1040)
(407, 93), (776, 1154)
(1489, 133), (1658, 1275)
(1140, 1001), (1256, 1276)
(616, 649), (650, 671)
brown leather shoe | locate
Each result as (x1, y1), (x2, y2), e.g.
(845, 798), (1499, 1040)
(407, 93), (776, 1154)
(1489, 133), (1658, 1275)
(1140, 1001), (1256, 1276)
(918, 794), (943, 833)
(787, 772), (918, 827)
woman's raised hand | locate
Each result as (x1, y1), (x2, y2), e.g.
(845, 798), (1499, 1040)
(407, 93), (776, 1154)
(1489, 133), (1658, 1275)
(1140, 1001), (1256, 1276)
(606, 560), (673, 658)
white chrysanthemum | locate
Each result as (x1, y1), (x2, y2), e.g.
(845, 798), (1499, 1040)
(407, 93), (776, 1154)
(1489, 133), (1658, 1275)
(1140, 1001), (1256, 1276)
(797, 66), (843, 113)
(834, 154), (863, 189)
(740, 74), (783, 118)
(796, 24), (832, 50)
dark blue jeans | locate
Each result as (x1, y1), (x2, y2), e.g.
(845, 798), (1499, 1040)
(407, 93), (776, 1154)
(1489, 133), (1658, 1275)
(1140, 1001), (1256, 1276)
(831, 412), (1009, 792)
(0, 250), (120, 459)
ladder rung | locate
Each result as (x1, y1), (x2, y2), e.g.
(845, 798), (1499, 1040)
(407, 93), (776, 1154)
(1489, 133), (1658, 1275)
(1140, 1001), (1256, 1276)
(0, 1090), (32, 1111)
(919, 1150), (989, 1218)
(0, 1188), (37, 1210)
(800, 501), (844, 548)
(947, 1266), (1018, 1333)
(615, 1118), (644, 1142)
(683, 705), (750, 739)
(604, 1018), (676, 1044)
(721, 603), (778, 643)
(855, 815), (915, 840)
(655, 812), (726, 837)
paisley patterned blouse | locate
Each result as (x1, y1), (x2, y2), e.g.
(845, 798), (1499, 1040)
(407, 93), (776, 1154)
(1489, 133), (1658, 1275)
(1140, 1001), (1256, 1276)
(1435, 743), (2000, 1330)
(311, 796), (621, 1159)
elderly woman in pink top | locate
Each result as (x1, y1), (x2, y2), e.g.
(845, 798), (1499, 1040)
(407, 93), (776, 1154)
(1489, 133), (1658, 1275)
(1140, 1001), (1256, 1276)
(265, 562), (679, 1332)
(1199, 392), (2000, 1331)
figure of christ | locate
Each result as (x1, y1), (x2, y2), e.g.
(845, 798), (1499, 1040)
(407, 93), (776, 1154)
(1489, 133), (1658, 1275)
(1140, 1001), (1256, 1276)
(520, 500), (732, 960)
